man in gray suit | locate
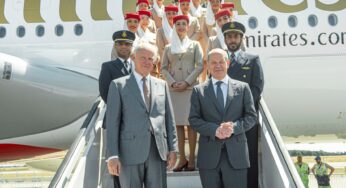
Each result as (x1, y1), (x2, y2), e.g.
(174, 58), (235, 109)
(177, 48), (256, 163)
(106, 41), (178, 188)
(99, 30), (135, 188)
(222, 21), (264, 188)
(189, 49), (257, 188)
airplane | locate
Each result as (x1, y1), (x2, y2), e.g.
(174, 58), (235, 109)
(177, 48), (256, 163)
(0, 0), (345, 161)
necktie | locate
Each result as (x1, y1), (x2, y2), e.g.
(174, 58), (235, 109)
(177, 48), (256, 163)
(230, 53), (236, 65)
(216, 81), (224, 110)
(142, 77), (151, 111)
(124, 60), (131, 73)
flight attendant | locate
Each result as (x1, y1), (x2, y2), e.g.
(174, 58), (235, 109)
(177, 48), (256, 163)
(150, 0), (165, 28)
(200, 0), (221, 81)
(137, 10), (157, 43)
(136, 0), (157, 33)
(206, 9), (232, 54)
(156, 5), (179, 75)
(161, 15), (203, 172)
(178, 0), (201, 41)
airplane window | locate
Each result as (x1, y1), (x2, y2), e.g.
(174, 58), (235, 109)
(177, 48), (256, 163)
(288, 15), (298, 28)
(308, 15), (318, 27)
(328, 14), (338, 26)
(17, 26), (25, 38)
(0, 27), (5, 38)
(55, 25), (64, 37)
(248, 17), (258, 29)
(36, 25), (45, 37)
(268, 16), (278, 28)
(74, 24), (83, 36)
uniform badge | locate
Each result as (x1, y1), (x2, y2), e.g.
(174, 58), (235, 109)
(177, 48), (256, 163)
(241, 66), (251, 70)
(230, 23), (235, 29)
(122, 31), (127, 38)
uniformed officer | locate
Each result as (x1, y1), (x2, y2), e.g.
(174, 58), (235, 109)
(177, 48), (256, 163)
(111, 13), (140, 60)
(295, 154), (310, 188)
(101, 30), (135, 103)
(312, 156), (335, 188)
(100, 30), (136, 188)
(222, 21), (264, 188)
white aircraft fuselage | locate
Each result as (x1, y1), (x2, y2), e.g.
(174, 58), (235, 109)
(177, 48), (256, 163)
(0, 0), (345, 161)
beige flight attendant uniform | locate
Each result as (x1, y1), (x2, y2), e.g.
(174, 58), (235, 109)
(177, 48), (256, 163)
(187, 16), (201, 41)
(190, 9), (209, 61)
(148, 19), (157, 33)
(161, 40), (203, 125)
(200, 16), (216, 58)
(207, 36), (224, 54)
(156, 28), (169, 60)
(150, 8), (163, 29)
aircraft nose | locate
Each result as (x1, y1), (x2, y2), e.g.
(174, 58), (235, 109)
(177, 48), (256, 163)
(0, 53), (98, 140)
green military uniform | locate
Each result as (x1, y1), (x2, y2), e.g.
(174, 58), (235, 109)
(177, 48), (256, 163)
(314, 163), (331, 188)
(295, 162), (309, 188)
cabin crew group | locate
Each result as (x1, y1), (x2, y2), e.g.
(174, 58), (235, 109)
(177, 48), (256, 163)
(100, 0), (264, 188)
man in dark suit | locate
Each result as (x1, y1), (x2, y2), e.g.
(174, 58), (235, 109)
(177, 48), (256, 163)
(189, 49), (257, 188)
(222, 21), (264, 188)
(106, 41), (178, 188)
(98, 30), (135, 188)
(99, 30), (135, 103)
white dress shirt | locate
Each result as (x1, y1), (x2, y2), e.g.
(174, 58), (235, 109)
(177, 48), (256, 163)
(133, 70), (151, 104)
(211, 76), (228, 107)
(107, 70), (151, 162)
(211, 75), (239, 129)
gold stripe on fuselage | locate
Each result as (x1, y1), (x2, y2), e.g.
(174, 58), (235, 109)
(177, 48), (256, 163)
(0, 0), (8, 24)
(24, 0), (45, 23)
(91, 0), (111, 20)
(0, 0), (114, 24)
(60, 0), (81, 22)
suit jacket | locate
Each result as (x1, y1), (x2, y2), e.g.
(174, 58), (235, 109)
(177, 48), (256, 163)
(99, 58), (131, 103)
(189, 77), (257, 170)
(227, 51), (264, 106)
(106, 74), (178, 165)
(161, 40), (203, 88)
(156, 28), (169, 60)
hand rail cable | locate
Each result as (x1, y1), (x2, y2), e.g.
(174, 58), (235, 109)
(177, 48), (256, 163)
(49, 98), (102, 188)
(259, 99), (304, 188)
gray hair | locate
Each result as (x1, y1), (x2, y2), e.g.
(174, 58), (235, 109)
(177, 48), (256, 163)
(133, 40), (159, 61)
(207, 48), (228, 63)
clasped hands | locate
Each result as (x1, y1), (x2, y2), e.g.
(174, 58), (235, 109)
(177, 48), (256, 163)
(216, 122), (234, 139)
(171, 81), (189, 91)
